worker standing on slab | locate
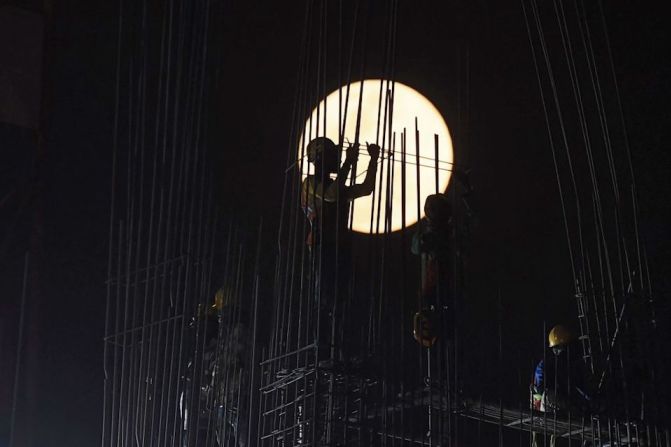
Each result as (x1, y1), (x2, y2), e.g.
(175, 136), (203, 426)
(180, 287), (250, 447)
(301, 137), (379, 361)
(411, 193), (452, 348)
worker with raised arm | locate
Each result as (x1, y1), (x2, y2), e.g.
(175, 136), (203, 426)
(300, 136), (379, 361)
(301, 136), (379, 249)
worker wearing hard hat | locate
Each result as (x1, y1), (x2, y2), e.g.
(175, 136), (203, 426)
(531, 325), (593, 414)
(301, 137), (379, 362)
(301, 136), (379, 250)
(530, 324), (595, 447)
(180, 287), (250, 446)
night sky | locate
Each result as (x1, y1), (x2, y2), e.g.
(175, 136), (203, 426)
(1, 0), (669, 445)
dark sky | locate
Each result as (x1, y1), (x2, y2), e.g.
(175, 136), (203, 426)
(1, 0), (669, 445)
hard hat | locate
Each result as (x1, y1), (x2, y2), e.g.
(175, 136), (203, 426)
(413, 309), (438, 348)
(210, 286), (234, 314)
(548, 324), (574, 348)
(306, 137), (339, 170)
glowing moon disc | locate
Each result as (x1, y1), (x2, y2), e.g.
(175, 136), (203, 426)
(299, 79), (453, 234)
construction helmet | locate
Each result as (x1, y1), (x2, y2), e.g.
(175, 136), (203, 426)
(548, 325), (574, 348)
(306, 137), (339, 171)
(210, 286), (234, 314)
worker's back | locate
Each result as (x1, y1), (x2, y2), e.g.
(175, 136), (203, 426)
(533, 344), (592, 413)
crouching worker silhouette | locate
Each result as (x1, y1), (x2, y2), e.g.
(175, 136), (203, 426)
(301, 136), (379, 361)
(530, 325), (594, 447)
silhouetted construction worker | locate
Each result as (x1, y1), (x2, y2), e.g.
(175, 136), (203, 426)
(301, 136), (379, 250)
(180, 287), (250, 447)
(411, 193), (452, 347)
(301, 136), (379, 360)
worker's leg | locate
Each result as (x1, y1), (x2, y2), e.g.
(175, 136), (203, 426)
(531, 432), (539, 447)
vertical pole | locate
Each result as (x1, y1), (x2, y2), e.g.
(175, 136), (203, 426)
(434, 134), (440, 194)
(247, 222), (262, 447)
(9, 253), (30, 447)
(567, 340), (572, 447)
(400, 128), (407, 447)
(543, 320), (547, 447)
(498, 290), (503, 447)
(414, 118), (422, 229)
(530, 358), (535, 447)
(17, 0), (54, 444)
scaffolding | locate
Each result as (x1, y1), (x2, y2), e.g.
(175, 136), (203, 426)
(101, 1), (669, 446)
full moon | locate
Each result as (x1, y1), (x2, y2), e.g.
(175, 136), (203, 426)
(299, 79), (453, 234)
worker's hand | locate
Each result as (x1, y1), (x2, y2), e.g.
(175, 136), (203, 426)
(366, 143), (380, 159)
(345, 142), (359, 162)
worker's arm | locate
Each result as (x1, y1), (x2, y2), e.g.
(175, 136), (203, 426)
(323, 143), (359, 202)
(346, 143), (380, 199)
